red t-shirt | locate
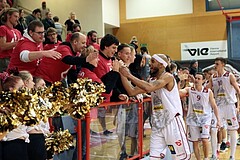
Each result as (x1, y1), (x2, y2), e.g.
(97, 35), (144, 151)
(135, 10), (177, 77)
(93, 53), (113, 102)
(65, 33), (72, 42)
(0, 25), (22, 58)
(78, 68), (102, 84)
(43, 41), (61, 50)
(8, 37), (43, 75)
(91, 43), (100, 50)
(35, 45), (73, 83)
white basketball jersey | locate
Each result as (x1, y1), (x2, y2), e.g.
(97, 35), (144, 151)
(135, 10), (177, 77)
(186, 87), (212, 126)
(212, 71), (237, 106)
(150, 77), (183, 130)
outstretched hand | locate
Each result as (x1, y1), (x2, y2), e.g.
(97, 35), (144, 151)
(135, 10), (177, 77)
(44, 50), (62, 60)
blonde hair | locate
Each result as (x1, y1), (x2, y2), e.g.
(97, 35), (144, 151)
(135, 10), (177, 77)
(81, 45), (95, 57)
(18, 70), (32, 82)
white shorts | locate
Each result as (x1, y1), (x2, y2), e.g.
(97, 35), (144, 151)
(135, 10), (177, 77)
(150, 115), (191, 159)
(188, 125), (210, 141)
(211, 113), (227, 129)
(218, 104), (239, 130)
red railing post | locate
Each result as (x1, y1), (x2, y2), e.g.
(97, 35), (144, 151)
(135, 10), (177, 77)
(48, 117), (54, 132)
(138, 102), (143, 158)
(85, 112), (91, 160)
(77, 119), (82, 160)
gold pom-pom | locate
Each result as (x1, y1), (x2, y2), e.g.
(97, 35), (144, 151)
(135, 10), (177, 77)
(66, 78), (105, 119)
(0, 88), (40, 128)
(40, 82), (69, 116)
(45, 129), (74, 155)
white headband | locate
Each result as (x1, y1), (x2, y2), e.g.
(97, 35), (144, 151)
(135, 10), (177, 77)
(152, 54), (168, 67)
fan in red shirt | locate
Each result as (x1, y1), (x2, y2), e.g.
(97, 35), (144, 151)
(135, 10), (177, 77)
(86, 30), (100, 50)
(92, 34), (122, 135)
(65, 23), (81, 42)
(35, 32), (98, 84)
(43, 27), (61, 50)
(8, 20), (62, 76)
(0, 8), (22, 72)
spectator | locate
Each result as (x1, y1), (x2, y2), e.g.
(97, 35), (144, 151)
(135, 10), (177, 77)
(43, 27), (61, 50)
(25, 8), (41, 25)
(40, 1), (50, 19)
(189, 59), (202, 76)
(35, 32), (98, 84)
(0, 8), (22, 72)
(140, 46), (151, 81)
(64, 12), (80, 33)
(15, 9), (27, 35)
(129, 36), (138, 53)
(93, 34), (120, 136)
(8, 20), (61, 75)
(41, 11), (55, 31)
(0, 0), (7, 21)
(129, 52), (142, 79)
(111, 43), (138, 159)
(53, 16), (63, 41)
(65, 23), (81, 42)
(0, 0), (7, 10)
(86, 30), (100, 50)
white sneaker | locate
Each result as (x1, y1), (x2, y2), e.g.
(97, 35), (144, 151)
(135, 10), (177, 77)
(229, 156), (235, 160)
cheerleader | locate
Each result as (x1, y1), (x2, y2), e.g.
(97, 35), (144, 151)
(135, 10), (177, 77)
(18, 71), (50, 160)
(1, 75), (29, 160)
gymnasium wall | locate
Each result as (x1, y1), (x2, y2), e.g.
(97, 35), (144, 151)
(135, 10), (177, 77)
(18, 0), (119, 36)
(113, 0), (235, 60)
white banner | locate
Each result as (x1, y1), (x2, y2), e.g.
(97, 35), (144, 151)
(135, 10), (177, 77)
(181, 40), (228, 60)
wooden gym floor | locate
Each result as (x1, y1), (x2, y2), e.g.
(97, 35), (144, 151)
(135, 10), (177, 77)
(89, 109), (240, 160)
